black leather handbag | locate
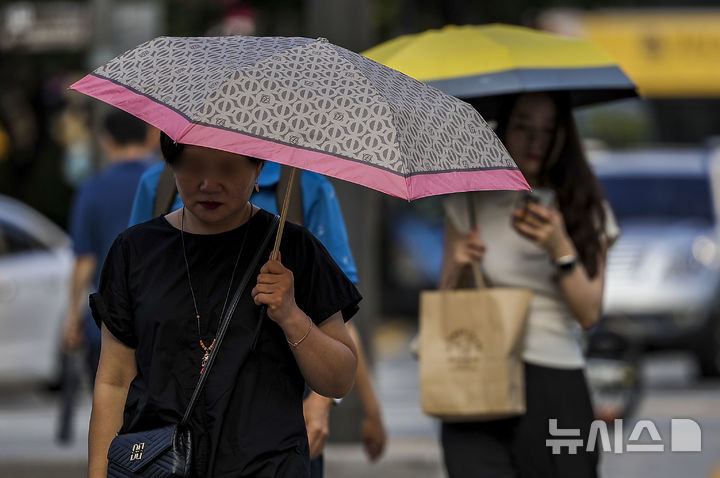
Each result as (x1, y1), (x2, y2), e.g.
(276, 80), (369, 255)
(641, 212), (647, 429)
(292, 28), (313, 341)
(105, 215), (279, 478)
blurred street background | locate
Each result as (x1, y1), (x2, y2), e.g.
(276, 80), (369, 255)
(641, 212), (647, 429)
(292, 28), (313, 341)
(2, 0), (720, 477)
(2, 334), (720, 477)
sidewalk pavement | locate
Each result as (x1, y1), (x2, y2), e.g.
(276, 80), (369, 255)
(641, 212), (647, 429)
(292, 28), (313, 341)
(325, 438), (444, 478)
(0, 438), (444, 478)
(0, 392), (446, 478)
(4, 321), (720, 478)
(0, 320), (444, 478)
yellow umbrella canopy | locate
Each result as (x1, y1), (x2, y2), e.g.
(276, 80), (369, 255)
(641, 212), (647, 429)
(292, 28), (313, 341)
(363, 23), (637, 109)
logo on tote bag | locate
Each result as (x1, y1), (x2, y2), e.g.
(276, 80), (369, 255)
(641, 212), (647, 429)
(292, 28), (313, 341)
(446, 328), (482, 369)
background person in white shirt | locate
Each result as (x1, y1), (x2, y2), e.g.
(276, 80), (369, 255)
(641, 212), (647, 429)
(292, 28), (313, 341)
(441, 92), (619, 478)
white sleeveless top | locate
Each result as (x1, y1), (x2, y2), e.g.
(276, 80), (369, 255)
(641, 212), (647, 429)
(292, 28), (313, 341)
(444, 191), (619, 369)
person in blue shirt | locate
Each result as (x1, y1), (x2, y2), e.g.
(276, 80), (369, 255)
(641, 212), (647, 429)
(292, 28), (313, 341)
(128, 160), (385, 475)
(63, 110), (157, 384)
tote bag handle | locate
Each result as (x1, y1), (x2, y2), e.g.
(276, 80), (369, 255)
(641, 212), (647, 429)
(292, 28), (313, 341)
(466, 193), (486, 290)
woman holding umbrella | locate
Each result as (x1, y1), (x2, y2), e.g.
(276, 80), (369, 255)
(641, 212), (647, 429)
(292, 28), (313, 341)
(88, 136), (361, 477)
(440, 92), (619, 477)
(71, 35), (527, 478)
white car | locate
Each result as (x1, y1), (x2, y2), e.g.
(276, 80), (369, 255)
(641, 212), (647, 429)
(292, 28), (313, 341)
(593, 149), (720, 376)
(0, 195), (72, 386)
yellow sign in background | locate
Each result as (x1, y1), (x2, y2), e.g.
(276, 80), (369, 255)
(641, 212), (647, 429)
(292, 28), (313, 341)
(573, 11), (720, 97)
(539, 9), (720, 97)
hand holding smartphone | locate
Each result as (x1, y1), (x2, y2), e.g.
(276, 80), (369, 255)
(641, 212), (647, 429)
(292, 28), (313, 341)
(512, 187), (571, 254)
(515, 187), (556, 221)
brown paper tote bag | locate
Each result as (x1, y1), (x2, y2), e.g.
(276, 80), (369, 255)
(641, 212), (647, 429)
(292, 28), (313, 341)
(419, 265), (532, 421)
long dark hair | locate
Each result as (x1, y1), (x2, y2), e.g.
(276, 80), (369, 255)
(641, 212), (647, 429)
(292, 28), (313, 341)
(495, 93), (607, 278)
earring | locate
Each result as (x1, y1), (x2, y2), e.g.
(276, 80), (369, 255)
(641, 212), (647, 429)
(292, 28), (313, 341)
(254, 180), (259, 193)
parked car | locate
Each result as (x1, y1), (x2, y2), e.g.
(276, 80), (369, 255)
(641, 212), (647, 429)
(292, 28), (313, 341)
(0, 194), (72, 387)
(592, 148), (720, 377)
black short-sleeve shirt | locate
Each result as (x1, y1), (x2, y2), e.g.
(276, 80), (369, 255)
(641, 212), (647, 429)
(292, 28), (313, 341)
(90, 209), (361, 477)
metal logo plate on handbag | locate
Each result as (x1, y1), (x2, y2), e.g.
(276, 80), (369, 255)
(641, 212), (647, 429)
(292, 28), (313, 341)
(130, 442), (145, 461)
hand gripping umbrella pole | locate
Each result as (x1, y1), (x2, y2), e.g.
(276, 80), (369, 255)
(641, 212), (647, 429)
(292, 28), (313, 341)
(251, 166), (297, 350)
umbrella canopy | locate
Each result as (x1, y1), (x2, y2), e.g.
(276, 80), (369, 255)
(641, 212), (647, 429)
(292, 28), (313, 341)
(70, 36), (528, 200)
(362, 24), (638, 110)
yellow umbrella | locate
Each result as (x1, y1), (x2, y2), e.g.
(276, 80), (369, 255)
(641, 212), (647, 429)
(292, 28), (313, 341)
(363, 23), (637, 108)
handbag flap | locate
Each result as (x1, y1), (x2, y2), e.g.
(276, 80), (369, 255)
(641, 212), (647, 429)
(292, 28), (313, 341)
(107, 424), (176, 473)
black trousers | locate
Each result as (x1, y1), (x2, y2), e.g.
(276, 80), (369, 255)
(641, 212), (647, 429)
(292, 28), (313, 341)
(310, 455), (323, 478)
(303, 385), (324, 478)
(441, 363), (599, 478)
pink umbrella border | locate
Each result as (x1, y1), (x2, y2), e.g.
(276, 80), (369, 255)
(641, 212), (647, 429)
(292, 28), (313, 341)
(71, 74), (529, 200)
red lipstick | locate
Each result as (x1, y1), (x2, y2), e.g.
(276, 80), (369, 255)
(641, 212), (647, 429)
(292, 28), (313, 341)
(199, 201), (221, 210)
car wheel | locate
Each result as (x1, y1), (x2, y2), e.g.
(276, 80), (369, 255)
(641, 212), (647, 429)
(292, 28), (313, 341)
(696, 315), (720, 378)
(586, 331), (643, 421)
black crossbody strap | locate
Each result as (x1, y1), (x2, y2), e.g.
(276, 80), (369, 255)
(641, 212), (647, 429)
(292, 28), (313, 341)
(181, 214), (279, 426)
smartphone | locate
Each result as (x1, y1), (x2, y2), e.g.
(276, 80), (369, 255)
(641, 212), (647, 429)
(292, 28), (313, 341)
(523, 188), (556, 209)
(514, 188), (556, 217)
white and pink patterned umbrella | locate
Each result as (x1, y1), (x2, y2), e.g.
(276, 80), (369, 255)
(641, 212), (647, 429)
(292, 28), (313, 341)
(71, 36), (528, 200)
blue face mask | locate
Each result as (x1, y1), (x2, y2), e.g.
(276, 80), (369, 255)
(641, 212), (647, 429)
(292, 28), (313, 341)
(63, 141), (93, 187)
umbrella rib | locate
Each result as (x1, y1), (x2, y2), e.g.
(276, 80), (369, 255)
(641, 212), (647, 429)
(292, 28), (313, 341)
(329, 45), (407, 179)
(183, 68), (241, 125)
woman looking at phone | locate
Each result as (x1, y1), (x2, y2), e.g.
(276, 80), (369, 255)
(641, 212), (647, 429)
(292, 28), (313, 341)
(439, 92), (619, 478)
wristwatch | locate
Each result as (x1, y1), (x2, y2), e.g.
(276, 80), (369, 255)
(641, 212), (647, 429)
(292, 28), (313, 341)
(554, 255), (578, 277)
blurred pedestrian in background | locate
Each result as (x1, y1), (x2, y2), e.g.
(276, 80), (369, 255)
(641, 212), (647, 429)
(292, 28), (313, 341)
(63, 109), (156, 384)
(346, 323), (386, 463)
(440, 92), (619, 478)
(128, 159), (386, 475)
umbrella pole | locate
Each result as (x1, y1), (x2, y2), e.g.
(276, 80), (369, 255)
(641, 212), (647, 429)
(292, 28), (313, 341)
(251, 166), (296, 351)
(270, 166), (297, 260)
